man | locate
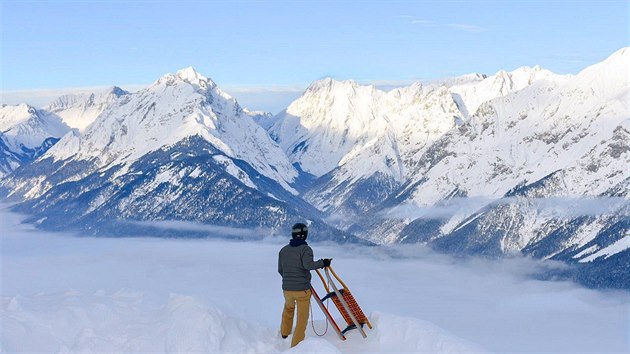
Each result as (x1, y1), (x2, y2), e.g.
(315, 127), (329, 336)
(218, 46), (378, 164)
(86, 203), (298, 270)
(278, 222), (331, 347)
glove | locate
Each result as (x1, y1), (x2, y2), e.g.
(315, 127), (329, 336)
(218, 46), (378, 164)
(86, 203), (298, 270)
(322, 258), (332, 268)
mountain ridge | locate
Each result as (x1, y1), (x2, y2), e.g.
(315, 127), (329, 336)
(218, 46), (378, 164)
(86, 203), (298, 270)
(1, 48), (628, 288)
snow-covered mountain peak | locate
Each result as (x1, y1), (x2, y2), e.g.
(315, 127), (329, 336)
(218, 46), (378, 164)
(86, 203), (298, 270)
(44, 86), (129, 132)
(0, 103), (69, 156)
(507, 65), (566, 85)
(304, 77), (367, 95)
(428, 73), (488, 88)
(46, 86), (127, 111)
(299, 77), (380, 103)
(44, 68), (298, 193)
(448, 64), (568, 117)
(600, 47), (629, 64)
(156, 67), (219, 92)
(0, 104), (38, 130)
(175, 66), (212, 86)
(0, 103), (37, 133)
(572, 47), (629, 99)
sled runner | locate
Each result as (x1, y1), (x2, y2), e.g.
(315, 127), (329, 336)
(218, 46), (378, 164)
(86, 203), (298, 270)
(313, 265), (372, 338)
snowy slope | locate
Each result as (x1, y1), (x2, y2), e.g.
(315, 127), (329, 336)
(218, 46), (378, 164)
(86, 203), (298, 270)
(270, 79), (391, 177)
(2, 294), (485, 354)
(270, 80), (464, 216)
(393, 47), (628, 216)
(0, 104), (69, 176)
(366, 48), (630, 286)
(449, 65), (569, 118)
(0, 104), (68, 151)
(268, 65), (567, 219)
(44, 86), (128, 132)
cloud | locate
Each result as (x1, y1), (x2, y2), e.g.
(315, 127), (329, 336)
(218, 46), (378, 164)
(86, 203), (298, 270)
(411, 19), (434, 25)
(381, 197), (630, 220)
(2, 202), (628, 353)
(126, 219), (274, 239)
(527, 196), (630, 218)
(381, 197), (495, 220)
(222, 84), (305, 94)
(447, 23), (488, 33)
(222, 87), (304, 114)
(400, 16), (488, 33)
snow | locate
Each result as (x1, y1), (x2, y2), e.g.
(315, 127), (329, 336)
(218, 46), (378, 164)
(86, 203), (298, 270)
(449, 65), (569, 117)
(0, 104), (69, 150)
(573, 245), (599, 259)
(579, 233), (630, 263)
(213, 154), (257, 190)
(2, 206), (629, 353)
(44, 86), (127, 132)
(0, 104), (36, 130)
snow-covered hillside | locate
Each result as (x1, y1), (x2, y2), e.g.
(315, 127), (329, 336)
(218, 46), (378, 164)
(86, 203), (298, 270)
(269, 79), (462, 216)
(268, 64), (571, 218)
(44, 86), (129, 132)
(385, 48), (629, 249)
(0, 104), (69, 176)
(264, 48), (629, 287)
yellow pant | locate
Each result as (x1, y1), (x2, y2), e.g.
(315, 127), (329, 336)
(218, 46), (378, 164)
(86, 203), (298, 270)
(280, 289), (312, 347)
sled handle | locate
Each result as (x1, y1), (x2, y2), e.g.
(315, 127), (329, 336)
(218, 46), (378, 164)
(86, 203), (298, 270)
(315, 269), (330, 293)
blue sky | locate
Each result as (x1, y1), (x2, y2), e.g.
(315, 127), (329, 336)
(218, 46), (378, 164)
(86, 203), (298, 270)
(1, 0), (628, 112)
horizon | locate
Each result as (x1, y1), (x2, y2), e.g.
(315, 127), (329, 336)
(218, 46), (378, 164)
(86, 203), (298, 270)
(1, 0), (628, 113)
(1, 45), (626, 114)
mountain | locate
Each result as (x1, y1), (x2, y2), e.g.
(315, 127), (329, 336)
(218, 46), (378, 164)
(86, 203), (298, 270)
(448, 65), (568, 118)
(268, 65), (568, 221)
(359, 48), (629, 287)
(0, 87), (129, 177)
(246, 109), (278, 130)
(0, 104), (69, 176)
(265, 49), (628, 287)
(45, 86), (129, 131)
(1, 50), (627, 288)
(1, 68), (360, 242)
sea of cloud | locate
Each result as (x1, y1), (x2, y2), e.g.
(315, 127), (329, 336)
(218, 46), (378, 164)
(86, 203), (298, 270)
(1, 204), (628, 353)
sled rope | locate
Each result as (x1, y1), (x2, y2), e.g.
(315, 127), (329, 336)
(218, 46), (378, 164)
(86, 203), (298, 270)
(309, 293), (329, 336)
(310, 271), (329, 336)
(310, 282), (346, 341)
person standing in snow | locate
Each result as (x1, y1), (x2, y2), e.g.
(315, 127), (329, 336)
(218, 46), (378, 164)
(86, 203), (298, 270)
(278, 222), (331, 347)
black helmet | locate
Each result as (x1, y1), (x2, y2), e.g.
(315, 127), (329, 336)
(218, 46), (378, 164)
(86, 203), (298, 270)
(291, 222), (308, 240)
